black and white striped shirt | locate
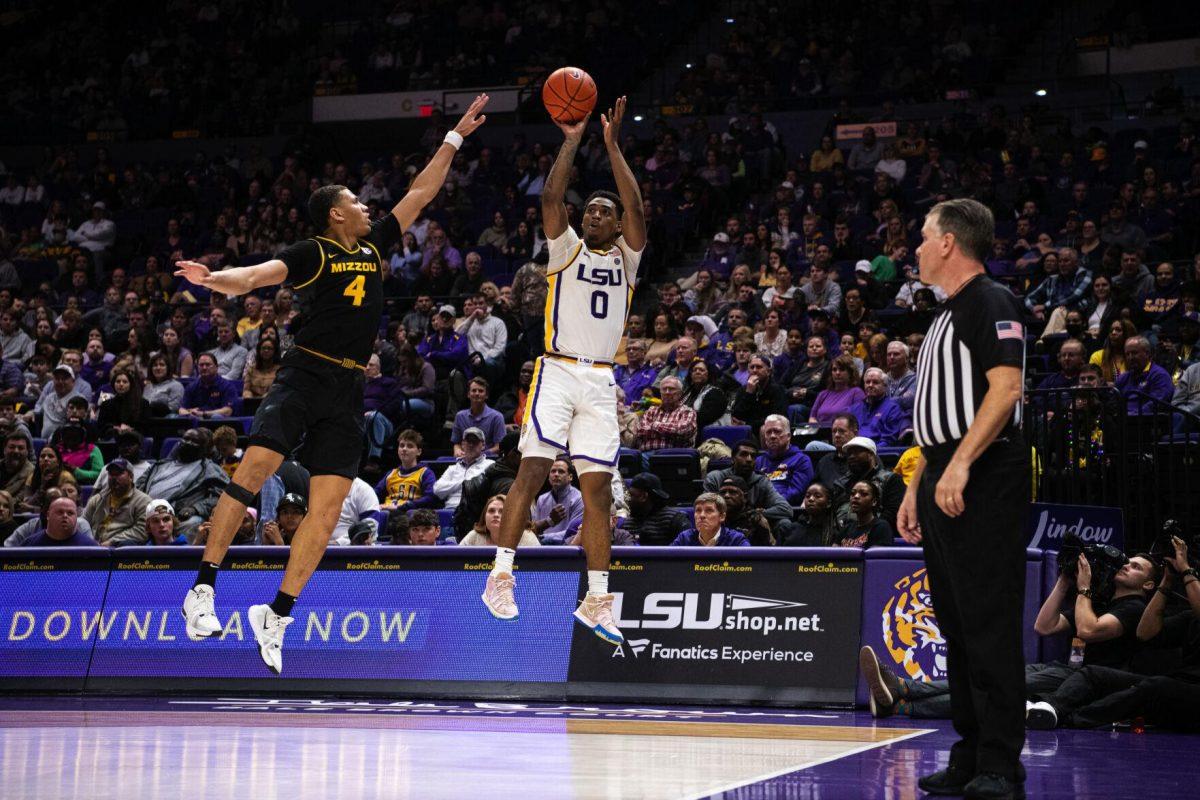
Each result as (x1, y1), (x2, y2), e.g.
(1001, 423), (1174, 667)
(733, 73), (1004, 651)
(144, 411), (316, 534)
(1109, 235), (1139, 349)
(913, 275), (1026, 447)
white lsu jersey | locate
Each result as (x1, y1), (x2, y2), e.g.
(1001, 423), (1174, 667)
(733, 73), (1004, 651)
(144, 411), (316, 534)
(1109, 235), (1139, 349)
(543, 226), (642, 362)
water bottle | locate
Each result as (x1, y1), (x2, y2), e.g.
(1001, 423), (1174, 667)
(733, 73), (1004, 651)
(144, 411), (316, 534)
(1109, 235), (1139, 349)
(1069, 637), (1085, 668)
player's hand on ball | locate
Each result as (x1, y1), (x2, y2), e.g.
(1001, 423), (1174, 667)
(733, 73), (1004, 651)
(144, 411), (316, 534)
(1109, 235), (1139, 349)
(934, 461), (969, 518)
(555, 111), (591, 141)
(174, 260), (213, 285)
(452, 94), (490, 138)
(601, 96), (626, 148)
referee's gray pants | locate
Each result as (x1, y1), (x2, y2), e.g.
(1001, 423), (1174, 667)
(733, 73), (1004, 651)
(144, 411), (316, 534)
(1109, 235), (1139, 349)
(917, 437), (1029, 781)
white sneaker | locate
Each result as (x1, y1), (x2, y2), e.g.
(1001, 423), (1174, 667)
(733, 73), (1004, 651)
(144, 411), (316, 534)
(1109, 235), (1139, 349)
(181, 584), (223, 640)
(248, 604), (294, 675)
(573, 593), (624, 644)
(1026, 701), (1058, 730)
(482, 572), (519, 620)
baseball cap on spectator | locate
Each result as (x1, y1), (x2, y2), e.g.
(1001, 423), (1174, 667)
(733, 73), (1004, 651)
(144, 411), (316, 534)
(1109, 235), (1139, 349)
(53, 364), (74, 379)
(463, 427), (485, 442)
(278, 493), (307, 514)
(105, 458), (133, 474)
(843, 436), (878, 455)
(808, 308), (830, 321)
(146, 499), (174, 516)
(713, 232), (730, 244)
(779, 181), (794, 190)
(499, 431), (521, 454)
(686, 315), (718, 339)
(720, 475), (749, 492)
(437, 304), (457, 317)
(244, 507), (258, 522)
(1133, 140), (1149, 150)
(92, 201), (106, 211)
(630, 472), (670, 502)
(855, 260), (872, 274)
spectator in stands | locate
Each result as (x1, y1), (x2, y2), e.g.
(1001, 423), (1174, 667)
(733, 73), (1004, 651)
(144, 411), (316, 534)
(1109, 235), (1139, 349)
(830, 437), (905, 531)
(1139, 262), (1183, 331)
(145, 499), (186, 546)
(645, 311), (680, 368)
(262, 494), (306, 547)
(800, 262), (843, 319)
(136, 428), (227, 538)
(210, 425), (242, 479)
(0, 310), (33, 363)
(20, 497), (99, 547)
(68, 202), (116, 268)
(1116, 335), (1174, 414)
(243, 337), (280, 399)
(1025, 248), (1092, 326)
(848, 127), (884, 173)
(54, 422), (102, 484)
(681, 359), (728, 432)
(1112, 249), (1153, 299)
(809, 355), (865, 426)
(79, 338), (115, 394)
(18, 445), (76, 513)
(196, 508), (258, 547)
(434, 427), (492, 511)
(780, 335), (830, 423)
(459, 293), (507, 383)
(460, 494), (540, 547)
(328, 477), (381, 546)
(636, 376), (697, 451)
(451, 377), (505, 456)
(670, 492), (750, 547)
(0, 490), (17, 542)
(144, 354), (184, 415)
(718, 475), (774, 545)
(615, 338), (657, 404)
(754, 309), (788, 359)
(178, 352), (237, 419)
(206, 322), (248, 381)
(97, 368), (151, 438)
(451, 252), (486, 296)
(1092, 318), (1135, 383)
(92, 430), (152, 494)
(810, 136), (844, 174)
(781, 482), (838, 546)
(396, 508), (448, 546)
(833, 481), (894, 548)
(653, 336), (698, 388)
(82, 459), (152, 547)
(530, 457), (584, 545)
(236, 296), (264, 339)
(418, 305), (469, 378)
(1039, 340), (1087, 391)
(454, 432), (520, 538)
(731, 355), (788, 431)
(884, 341), (916, 415)
(814, 413), (859, 485)
(1100, 203), (1147, 253)
(376, 430), (437, 517)
(849, 368), (909, 447)
(400, 295), (435, 342)
(25, 364), (85, 437)
(703, 440), (793, 531)
(1, 432), (33, 497)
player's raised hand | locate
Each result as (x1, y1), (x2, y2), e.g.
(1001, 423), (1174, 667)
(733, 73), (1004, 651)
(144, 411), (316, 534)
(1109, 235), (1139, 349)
(601, 96), (627, 148)
(174, 260), (214, 286)
(452, 94), (490, 138)
(554, 110), (591, 142)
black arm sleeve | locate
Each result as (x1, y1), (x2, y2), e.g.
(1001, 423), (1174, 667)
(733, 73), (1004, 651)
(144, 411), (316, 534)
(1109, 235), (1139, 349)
(278, 240), (323, 286)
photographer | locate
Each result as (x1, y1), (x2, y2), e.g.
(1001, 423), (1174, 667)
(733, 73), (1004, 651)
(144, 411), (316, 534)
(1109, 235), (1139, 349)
(1026, 536), (1200, 731)
(859, 551), (1158, 719)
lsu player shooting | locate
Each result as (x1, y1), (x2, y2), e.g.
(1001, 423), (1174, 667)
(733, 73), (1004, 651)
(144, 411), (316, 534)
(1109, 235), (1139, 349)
(481, 96), (646, 643)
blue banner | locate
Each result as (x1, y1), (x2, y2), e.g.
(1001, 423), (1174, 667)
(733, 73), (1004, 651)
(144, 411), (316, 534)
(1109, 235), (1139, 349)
(1026, 503), (1124, 552)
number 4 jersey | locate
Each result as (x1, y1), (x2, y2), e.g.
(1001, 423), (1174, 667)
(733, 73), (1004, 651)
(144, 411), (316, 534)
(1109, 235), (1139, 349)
(279, 215), (400, 366)
(543, 225), (642, 363)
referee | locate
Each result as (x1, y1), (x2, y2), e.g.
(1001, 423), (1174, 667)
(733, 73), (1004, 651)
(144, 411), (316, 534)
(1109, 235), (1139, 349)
(898, 199), (1029, 800)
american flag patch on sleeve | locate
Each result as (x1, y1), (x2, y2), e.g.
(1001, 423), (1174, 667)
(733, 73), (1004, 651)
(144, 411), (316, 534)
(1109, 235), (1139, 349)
(995, 321), (1024, 341)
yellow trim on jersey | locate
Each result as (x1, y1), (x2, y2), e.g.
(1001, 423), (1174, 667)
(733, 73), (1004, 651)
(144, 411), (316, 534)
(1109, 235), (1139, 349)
(522, 357), (544, 426)
(543, 272), (559, 351)
(547, 242), (584, 276)
(292, 242), (326, 290)
(615, 240), (637, 289)
(315, 234), (362, 254)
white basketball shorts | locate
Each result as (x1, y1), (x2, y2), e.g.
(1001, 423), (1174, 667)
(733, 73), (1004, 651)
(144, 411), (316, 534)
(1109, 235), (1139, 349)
(518, 355), (620, 475)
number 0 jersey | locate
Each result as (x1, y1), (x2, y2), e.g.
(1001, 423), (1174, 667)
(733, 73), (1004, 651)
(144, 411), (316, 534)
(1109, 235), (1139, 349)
(544, 226), (642, 362)
(278, 215), (401, 366)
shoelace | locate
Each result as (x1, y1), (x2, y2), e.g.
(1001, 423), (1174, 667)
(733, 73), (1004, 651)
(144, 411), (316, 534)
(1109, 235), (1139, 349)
(590, 598), (615, 627)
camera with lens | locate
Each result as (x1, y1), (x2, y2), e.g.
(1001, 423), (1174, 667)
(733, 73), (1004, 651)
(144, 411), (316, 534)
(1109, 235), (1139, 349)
(1149, 519), (1200, 571)
(1058, 530), (1128, 604)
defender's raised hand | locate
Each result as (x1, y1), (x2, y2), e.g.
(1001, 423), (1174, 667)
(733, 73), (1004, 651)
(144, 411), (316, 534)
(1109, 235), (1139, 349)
(174, 260), (214, 286)
(452, 94), (490, 138)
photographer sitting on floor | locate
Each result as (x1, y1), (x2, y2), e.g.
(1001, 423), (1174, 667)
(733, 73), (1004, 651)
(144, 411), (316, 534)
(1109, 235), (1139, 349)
(859, 550), (1159, 719)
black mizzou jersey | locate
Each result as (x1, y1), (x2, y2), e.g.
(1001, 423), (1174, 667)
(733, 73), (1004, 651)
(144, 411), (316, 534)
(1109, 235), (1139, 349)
(279, 215), (401, 366)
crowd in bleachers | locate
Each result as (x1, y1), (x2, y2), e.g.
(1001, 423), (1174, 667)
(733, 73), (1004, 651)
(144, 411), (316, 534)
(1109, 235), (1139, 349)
(1, 68), (1199, 551)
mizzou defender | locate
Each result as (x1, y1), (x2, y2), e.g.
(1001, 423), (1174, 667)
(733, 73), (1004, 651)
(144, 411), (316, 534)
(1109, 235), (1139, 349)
(177, 95), (489, 674)
(481, 97), (646, 644)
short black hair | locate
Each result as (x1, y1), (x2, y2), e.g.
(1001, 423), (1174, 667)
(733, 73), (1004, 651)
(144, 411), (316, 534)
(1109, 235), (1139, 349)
(308, 184), (349, 229)
(66, 396), (89, 409)
(733, 439), (759, 454)
(584, 190), (624, 217)
(409, 509), (439, 529)
(930, 198), (995, 264)
(832, 412), (859, 431)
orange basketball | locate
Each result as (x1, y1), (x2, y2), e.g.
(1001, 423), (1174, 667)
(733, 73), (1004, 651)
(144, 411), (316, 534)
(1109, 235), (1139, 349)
(542, 66), (597, 124)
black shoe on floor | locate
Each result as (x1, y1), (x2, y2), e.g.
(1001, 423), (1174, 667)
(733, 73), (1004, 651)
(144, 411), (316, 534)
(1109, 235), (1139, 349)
(918, 765), (975, 795)
(963, 772), (1026, 800)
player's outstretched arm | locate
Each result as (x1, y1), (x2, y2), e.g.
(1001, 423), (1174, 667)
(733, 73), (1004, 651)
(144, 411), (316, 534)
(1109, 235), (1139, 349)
(393, 94), (489, 231)
(542, 112), (591, 240)
(602, 96), (646, 252)
(174, 259), (288, 297)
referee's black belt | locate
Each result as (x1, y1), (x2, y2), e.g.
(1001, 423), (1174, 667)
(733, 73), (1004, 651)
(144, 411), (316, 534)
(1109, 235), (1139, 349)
(542, 352), (614, 369)
(294, 345), (367, 372)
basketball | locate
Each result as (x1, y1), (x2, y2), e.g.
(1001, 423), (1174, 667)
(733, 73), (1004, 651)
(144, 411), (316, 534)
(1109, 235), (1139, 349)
(542, 66), (597, 124)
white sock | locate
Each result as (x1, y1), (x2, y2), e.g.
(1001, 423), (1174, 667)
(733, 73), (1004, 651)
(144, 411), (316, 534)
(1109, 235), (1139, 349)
(587, 570), (609, 596)
(491, 547), (516, 577)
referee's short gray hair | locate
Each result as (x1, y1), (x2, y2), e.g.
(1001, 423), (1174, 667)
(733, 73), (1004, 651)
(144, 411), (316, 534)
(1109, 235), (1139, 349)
(929, 198), (994, 264)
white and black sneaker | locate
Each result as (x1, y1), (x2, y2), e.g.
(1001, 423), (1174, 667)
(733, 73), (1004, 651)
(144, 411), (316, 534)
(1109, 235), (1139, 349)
(1026, 701), (1058, 730)
(181, 584), (223, 640)
(248, 604), (294, 675)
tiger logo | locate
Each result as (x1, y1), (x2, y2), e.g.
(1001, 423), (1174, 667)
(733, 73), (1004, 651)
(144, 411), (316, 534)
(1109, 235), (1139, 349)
(881, 567), (947, 682)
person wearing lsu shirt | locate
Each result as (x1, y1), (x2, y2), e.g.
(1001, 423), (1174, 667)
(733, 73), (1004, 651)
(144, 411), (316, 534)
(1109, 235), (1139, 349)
(482, 97), (646, 646)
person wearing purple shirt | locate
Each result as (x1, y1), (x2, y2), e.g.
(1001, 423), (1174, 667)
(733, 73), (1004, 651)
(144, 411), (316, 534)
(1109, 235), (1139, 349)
(530, 458), (584, 545)
(698, 233), (736, 281)
(417, 307), (469, 375)
(179, 352), (239, 418)
(78, 340), (115, 395)
(809, 355), (866, 426)
(0, 358), (24, 401)
(1115, 335), (1175, 415)
(451, 377), (507, 454)
(670, 492), (752, 546)
(614, 338), (658, 403)
(22, 497), (101, 547)
(848, 368), (910, 447)
(754, 415), (813, 504)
